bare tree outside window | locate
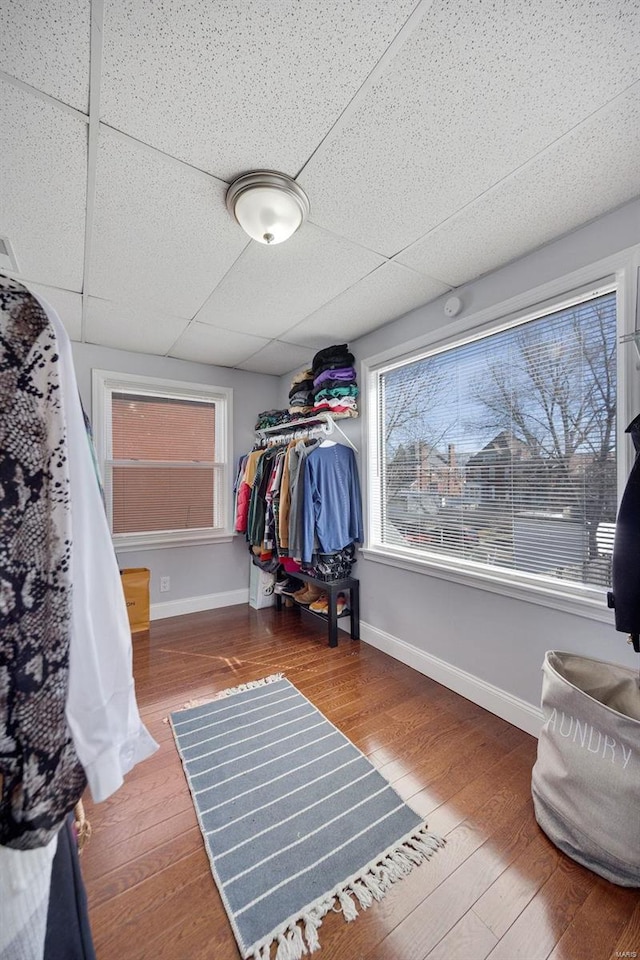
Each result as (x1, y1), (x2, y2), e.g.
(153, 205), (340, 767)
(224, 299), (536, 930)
(378, 291), (617, 589)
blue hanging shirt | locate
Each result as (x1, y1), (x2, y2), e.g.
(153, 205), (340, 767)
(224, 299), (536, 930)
(301, 443), (363, 563)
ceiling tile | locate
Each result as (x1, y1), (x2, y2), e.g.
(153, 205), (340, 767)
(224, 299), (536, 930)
(0, 82), (87, 290)
(300, 0), (640, 256)
(100, 0), (417, 180)
(89, 128), (248, 318)
(0, 0), (90, 112)
(236, 340), (314, 376)
(169, 322), (269, 367)
(85, 297), (189, 354)
(194, 223), (385, 337)
(283, 261), (449, 347)
(396, 88), (640, 287)
(28, 283), (83, 340)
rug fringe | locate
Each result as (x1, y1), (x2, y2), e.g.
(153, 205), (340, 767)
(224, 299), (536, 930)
(163, 674), (285, 723)
(248, 825), (444, 959)
(212, 673), (285, 702)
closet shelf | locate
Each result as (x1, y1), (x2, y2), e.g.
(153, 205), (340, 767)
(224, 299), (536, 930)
(255, 412), (358, 452)
(257, 412), (335, 434)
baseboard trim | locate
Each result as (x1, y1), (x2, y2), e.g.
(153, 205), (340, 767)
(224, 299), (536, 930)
(360, 620), (543, 738)
(151, 589), (249, 621)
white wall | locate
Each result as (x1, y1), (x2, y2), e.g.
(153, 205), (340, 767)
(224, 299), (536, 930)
(72, 341), (280, 611)
(280, 199), (640, 730)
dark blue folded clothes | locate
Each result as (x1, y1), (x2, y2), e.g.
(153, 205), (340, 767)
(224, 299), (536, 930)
(255, 409), (302, 430)
(311, 343), (355, 375)
(288, 378), (314, 399)
(288, 389), (314, 406)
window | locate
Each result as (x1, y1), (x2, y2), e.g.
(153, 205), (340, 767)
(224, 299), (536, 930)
(367, 284), (620, 602)
(92, 371), (232, 549)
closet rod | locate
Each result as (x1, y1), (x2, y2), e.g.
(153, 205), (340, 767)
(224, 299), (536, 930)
(256, 412), (358, 453)
(620, 330), (640, 368)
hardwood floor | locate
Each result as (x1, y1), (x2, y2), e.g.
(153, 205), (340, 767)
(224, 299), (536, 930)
(81, 605), (638, 960)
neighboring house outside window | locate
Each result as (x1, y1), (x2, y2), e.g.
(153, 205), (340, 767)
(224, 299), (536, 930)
(92, 371), (232, 549)
(364, 273), (633, 617)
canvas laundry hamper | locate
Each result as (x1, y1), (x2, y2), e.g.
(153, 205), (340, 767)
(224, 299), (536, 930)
(531, 650), (640, 887)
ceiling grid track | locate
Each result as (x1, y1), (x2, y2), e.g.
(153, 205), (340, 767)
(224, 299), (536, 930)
(0, 69), (88, 120)
(99, 122), (233, 185)
(394, 76), (640, 265)
(81, 0), (104, 342)
(294, 0), (436, 182)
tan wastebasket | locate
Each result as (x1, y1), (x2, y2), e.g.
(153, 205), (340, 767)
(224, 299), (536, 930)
(120, 567), (151, 633)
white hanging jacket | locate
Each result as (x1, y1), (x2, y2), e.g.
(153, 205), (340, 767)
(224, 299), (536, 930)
(32, 291), (158, 802)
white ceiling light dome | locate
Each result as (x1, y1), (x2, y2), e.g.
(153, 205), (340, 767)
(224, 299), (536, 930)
(226, 171), (310, 245)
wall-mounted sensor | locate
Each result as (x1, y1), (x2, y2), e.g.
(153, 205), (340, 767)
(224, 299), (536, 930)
(444, 296), (462, 318)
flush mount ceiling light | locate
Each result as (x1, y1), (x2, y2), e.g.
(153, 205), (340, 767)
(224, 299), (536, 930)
(226, 171), (310, 245)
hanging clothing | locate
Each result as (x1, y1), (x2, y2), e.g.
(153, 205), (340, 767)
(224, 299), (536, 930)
(609, 413), (640, 650)
(288, 439), (320, 561)
(248, 447), (278, 548)
(43, 815), (96, 960)
(234, 448), (264, 534)
(39, 298), (158, 802)
(1, 277), (158, 960)
(1, 274), (158, 832)
(239, 410), (362, 579)
(233, 454), (250, 533)
(264, 448), (286, 550)
(277, 441), (294, 551)
(0, 277), (86, 849)
(0, 834), (58, 960)
(301, 443), (363, 563)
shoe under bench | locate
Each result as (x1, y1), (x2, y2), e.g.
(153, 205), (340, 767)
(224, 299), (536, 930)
(274, 572), (360, 648)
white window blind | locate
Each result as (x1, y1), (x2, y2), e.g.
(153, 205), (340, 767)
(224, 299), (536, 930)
(373, 289), (617, 591)
(93, 372), (232, 548)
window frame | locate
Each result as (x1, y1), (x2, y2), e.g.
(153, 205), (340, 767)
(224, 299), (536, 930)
(362, 246), (640, 623)
(92, 370), (233, 551)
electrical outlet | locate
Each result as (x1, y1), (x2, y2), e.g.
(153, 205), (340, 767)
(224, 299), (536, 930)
(159, 576), (170, 593)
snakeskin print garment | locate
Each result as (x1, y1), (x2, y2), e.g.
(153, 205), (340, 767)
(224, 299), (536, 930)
(0, 276), (86, 849)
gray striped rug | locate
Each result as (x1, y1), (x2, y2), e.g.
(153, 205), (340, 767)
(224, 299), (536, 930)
(170, 674), (443, 960)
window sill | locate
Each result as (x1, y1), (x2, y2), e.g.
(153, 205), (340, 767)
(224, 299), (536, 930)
(360, 545), (613, 624)
(113, 530), (234, 552)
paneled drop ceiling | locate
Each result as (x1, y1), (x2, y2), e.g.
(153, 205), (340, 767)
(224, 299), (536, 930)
(1, 0), (639, 375)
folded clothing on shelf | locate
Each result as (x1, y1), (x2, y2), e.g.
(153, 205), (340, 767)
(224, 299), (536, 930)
(255, 409), (306, 431)
(311, 343), (355, 376)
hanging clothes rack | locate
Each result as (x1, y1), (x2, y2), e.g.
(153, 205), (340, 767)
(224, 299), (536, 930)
(256, 412), (358, 452)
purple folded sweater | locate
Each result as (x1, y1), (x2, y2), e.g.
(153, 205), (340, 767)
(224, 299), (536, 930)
(313, 366), (357, 388)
